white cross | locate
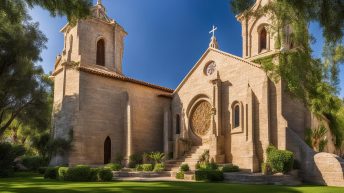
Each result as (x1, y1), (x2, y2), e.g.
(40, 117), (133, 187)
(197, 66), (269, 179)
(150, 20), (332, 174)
(209, 25), (217, 38)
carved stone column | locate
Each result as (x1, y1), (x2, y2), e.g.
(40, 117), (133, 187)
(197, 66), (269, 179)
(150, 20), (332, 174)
(163, 108), (170, 156)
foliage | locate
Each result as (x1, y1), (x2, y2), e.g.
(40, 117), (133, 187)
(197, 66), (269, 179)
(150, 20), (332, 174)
(179, 164), (190, 172)
(221, 164), (239, 173)
(89, 168), (100, 182)
(148, 152), (165, 164)
(65, 165), (91, 181)
(97, 168), (113, 182)
(175, 171), (184, 180)
(195, 170), (224, 182)
(153, 163), (165, 172)
(114, 153), (124, 165)
(143, 153), (152, 164)
(266, 145), (294, 174)
(198, 150), (210, 164)
(0, 142), (25, 177)
(305, 125), (328, 152)
(326, 104), (344, 150)
(21, 155), (48, 171)
(135, 164), (143, 171)
(105, 163), (122, 171)
(261, 163), (271, 175)
(44, 166), (59, 179)
(141, 164), (153, 172)
(128, 154), (143, 168)
(231, 0), (344, 152)
(57, 167), (69, 180)
(38, 167), (47, 174)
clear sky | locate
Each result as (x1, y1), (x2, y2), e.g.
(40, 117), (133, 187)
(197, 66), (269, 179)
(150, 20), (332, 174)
(29, 0), (343, 97)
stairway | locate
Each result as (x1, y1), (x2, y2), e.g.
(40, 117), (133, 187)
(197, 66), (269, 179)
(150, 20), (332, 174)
(165, 145), (209, 176)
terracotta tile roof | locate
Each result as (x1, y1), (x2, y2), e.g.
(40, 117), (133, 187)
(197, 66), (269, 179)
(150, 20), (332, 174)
(78, 65), (174, 93)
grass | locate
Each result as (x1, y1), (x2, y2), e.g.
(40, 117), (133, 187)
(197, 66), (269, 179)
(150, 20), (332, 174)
(0, 172), (343, 193)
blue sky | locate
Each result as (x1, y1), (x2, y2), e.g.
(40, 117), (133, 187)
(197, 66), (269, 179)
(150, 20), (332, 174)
(29, 0), (343, 97)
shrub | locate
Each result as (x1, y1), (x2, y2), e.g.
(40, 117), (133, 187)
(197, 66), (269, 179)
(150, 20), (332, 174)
(66, 165), (91, 181)
(149, 152), (165, 164)
(114, 154), (124, 165)
(135, 164), (143, 171)
(142, 164), (153, 171)
(195, 170), (224, 182)
(198, 150), (210, 164)
(58, 167), (69, 180)
(129, 154), (143, 168)
(267, 145), (294, 174)
(198, 162), (218, 171)
(175, 171), (184, 179)
(105, 163), (122, 171)
(180, 164), (190, 172)
(0, 143), (25, 177)
(153, 163), (165, 172)
(98, 168), (113, 181)
(21, 156), (48, 171)
(143, 153), (152, 164)
(38, 167), (47, 174)
(195, 162), (201, 170)
(221, 164), (239, 173)
(261, 163), (271, 175)
(44, 167), (59, 179)
(90, 168), (100, 181)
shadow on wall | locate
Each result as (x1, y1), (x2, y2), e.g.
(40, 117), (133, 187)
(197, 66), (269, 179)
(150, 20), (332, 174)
(287, 128), (344, 187)
(50, 94), (79, 166)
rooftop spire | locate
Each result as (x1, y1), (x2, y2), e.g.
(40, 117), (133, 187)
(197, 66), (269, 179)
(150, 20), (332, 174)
(209, 25), (219, 49)
(97, 0), (102, 5)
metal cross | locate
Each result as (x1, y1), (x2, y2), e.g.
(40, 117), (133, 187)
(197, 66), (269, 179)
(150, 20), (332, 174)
(97, 0), (102, 5)
(209, 25), (217, 38)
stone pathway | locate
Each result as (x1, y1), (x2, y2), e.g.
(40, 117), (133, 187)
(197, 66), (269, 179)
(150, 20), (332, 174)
(113, 176), (195, 182)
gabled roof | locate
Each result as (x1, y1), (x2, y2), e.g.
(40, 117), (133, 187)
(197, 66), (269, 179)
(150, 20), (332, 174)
(173, 47), (261, 94)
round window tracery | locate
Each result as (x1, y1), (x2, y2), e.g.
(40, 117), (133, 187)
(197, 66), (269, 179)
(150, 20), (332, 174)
(204, 61), (216, 76)
(190, 101), (212, 137)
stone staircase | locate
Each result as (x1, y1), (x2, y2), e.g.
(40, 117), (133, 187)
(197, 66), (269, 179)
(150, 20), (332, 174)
(165, 145), (208, 177)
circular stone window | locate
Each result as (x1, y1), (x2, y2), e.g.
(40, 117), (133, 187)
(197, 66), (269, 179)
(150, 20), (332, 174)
(190, 101), (212, 137)
(204, 61), (216, 76)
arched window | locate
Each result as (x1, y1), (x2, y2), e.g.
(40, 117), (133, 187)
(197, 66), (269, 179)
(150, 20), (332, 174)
(104, 136), (111, 164)
(234, 105), (240, 128)
(176, 114), (180, 134)
(96, 39), (105, 66)
(259, 28), (267, 53)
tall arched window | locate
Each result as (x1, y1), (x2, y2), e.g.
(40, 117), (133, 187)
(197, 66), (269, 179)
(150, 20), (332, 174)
(259, 28), (267, 53)
(96, 39), (105, 66)
(234, 104), (240, 128)
(176, 114), (180, 134)
(104, 136), (111, 164)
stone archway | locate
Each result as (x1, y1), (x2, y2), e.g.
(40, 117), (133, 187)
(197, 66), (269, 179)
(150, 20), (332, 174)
(190, 101), (212, 138)
(104, 136), (111, 164)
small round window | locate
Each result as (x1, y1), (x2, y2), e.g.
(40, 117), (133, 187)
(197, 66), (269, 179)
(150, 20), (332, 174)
(204, 61), (216, 76)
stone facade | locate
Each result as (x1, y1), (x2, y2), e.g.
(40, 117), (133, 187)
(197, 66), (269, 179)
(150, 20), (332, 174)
(51, 0), (343, 186)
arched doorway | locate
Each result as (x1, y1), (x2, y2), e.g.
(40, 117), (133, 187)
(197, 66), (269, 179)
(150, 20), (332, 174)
(104, 136), (111, 164)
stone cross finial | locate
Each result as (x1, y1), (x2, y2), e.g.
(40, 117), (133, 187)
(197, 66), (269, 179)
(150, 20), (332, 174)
(209, 25), (217, 38)
(97, 0), (102, 5)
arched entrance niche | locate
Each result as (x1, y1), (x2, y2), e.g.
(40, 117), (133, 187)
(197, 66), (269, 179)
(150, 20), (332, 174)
(104, 136), (111, 164)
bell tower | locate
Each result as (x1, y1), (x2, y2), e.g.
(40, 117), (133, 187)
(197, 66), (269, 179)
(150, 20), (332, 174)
(60, 0), (127, 73)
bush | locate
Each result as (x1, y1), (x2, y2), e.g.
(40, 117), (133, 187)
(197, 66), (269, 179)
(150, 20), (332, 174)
(135, 164), (143, 171)
(195, 170), (224, 182)
(21, 156), (48, 171)
(153, 163), (165, 172)
(38, 167), (47, 174)
(0, 143), (25, 177)
(180, 164), (190, 172)
(90, 168), (100, 181)
(175, 171), (184, 179)
(221, 164), (239, 173)
(44, 167), (59, 179)
(142, 164), (153, 171)
(105, 163), (122, 171)
(129, 154), (143, 168)
(198, 162), (218, 171)
(149, 152), (165, 164)
(66, 165), (91, 181)
(267, 145), (294, 174)
(98, 168), (113, 181)
(114, 154), (124, 165)
(195, 162), (201, 170)
(58, 167), (69, 180)
(261, 163), (271, 175)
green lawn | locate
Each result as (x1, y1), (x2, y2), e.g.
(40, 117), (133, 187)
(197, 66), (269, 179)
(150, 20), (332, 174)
(0, 173), (343, 193)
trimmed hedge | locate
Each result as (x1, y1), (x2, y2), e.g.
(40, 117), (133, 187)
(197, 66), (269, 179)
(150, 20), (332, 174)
(38, 167), (47, 174)
(44, 167), (60, 179)
(142, 164), (153, 171)
(221, 164), (239, 173)
(0, 143), (25, 177)
(66, 165), (92, 181)
(129, 154), (143, 168)
(266, 145), (294, 174)
(98, 168), (113, 181)
(153, 163), (165, 172)
(195, 170), (224, 182)
(58, 167), (69, 180)
(105, 163), (122, 171)
(21, 156), (48, 171)
(175, 171), (184, 179)
(135, 164), (143, 171)
(180, 164), (190, 172)
(90, 168), (100, 181)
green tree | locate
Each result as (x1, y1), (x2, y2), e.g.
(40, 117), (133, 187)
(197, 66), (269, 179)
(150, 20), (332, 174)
(0, 0), (92, 137)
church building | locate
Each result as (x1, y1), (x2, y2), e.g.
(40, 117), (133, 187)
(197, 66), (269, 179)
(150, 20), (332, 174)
(51, 0), (343, 185)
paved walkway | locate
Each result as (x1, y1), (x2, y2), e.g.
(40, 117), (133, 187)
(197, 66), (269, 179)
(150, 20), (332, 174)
(113, 177), (194, 182)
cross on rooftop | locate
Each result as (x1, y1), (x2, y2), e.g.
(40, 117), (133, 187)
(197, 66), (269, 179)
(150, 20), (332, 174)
(209, 25), (217, 38)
